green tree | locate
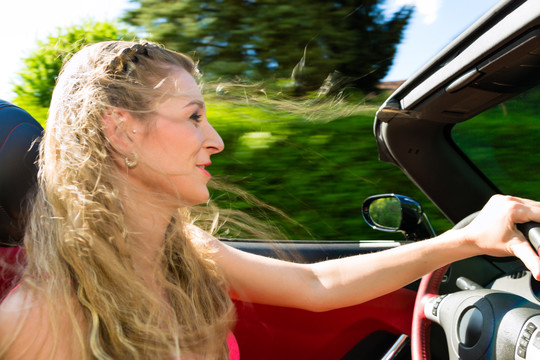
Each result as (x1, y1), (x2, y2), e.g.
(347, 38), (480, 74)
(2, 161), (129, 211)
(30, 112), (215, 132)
(12, 21), (135, 124)
(123, 0), (412, 93)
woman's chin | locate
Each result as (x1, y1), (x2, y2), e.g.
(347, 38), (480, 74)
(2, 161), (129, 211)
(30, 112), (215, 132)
(183, 190), (210, 207)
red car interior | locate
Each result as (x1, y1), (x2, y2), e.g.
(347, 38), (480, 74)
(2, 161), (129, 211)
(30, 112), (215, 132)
(234, 289), (414, 359)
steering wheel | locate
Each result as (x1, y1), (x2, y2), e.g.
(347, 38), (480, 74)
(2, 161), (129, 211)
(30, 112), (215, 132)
(411, 212), (478, 360)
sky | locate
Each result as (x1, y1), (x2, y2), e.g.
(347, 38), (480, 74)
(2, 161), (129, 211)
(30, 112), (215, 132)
(383, 0), (501, 81)
(0, 0), (501, 101)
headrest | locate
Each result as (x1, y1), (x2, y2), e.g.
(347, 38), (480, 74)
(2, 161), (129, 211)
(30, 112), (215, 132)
(0, 100), (42, 246)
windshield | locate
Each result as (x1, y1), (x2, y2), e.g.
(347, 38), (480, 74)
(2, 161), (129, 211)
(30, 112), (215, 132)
(452, 85), (540, 200)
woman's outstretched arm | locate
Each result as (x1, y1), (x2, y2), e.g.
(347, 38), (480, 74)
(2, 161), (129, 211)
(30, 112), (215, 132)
(212, 195), (540, 312)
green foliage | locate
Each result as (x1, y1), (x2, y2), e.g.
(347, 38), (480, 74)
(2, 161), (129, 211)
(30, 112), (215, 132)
(205, 87), (452, 240)
(369, 197), (402, 229)
(12, 21), (135, 125)
(124, 0), (413, 94)
(452, 86), (540, 202)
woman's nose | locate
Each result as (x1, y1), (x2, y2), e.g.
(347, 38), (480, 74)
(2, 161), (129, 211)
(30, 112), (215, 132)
(204, 122), (224, 155)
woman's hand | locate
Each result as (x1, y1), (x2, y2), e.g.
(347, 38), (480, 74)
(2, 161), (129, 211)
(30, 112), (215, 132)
(459, 194), (540, 279)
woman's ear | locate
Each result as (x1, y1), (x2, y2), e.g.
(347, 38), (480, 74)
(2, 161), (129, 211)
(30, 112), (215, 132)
(102, 109), (136, 154)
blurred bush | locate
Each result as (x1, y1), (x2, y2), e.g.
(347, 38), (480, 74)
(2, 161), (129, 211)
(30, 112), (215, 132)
(453, 86), (540, 205)
(206, 85), (452, 240)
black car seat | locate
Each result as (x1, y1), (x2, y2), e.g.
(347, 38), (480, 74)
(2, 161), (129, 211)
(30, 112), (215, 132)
(0, 99), (42, 299)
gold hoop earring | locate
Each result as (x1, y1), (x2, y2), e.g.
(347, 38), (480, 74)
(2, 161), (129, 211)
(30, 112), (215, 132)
(124, 151), (138, 168)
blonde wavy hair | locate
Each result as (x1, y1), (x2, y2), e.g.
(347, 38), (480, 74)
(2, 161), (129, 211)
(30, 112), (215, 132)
(12, 41), (239, 359)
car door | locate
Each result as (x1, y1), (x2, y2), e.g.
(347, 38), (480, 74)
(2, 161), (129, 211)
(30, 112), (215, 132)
(225, 238), (416, 360)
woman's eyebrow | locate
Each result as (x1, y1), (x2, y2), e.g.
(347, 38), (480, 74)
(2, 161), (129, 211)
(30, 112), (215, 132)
(184, 99), (205, 109)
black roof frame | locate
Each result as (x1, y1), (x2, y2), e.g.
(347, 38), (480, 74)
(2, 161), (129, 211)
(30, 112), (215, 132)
(374, 0), (540, 223)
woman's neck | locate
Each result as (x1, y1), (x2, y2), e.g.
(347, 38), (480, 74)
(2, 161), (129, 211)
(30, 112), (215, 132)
(121, 186), (176, 282)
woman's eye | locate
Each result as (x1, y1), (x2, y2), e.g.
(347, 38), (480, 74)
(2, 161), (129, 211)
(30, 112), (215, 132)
(190, 113), (202, 124)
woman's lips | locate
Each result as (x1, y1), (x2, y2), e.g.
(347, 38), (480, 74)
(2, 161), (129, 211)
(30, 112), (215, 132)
(197, 163), (212, 177)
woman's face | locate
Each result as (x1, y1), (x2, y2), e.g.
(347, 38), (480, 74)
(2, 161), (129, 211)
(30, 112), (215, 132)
(129, 67), (224, 206)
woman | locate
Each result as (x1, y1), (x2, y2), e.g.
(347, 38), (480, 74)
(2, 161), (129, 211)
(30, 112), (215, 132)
(1, 40), (540, 359)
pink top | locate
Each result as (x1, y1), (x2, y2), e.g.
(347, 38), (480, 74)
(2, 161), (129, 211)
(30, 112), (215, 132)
(226, 332), (240, 360)
(174, 334), (239, 360)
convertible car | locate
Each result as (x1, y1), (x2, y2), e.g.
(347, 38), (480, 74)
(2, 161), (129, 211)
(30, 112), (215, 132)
(1, 0), (539, 359)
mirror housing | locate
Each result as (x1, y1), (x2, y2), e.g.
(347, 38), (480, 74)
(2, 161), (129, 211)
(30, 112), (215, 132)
(362, 194), (436, 241)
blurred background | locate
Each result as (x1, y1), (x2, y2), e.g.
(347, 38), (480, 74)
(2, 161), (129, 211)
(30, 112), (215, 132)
(2, 0), (509, 240)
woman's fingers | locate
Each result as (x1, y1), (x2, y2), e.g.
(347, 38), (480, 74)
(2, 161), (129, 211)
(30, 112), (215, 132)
(510, 241), (540, 280)
(501, 195), (540, 224)
(463, 195), (540, 277)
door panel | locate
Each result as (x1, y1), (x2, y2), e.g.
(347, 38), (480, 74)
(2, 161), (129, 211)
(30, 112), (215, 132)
(224, 239), (415, 359)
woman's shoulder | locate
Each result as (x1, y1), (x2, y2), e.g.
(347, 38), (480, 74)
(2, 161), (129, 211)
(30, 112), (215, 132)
(0, 283), (81, 359)
(0, 283), (43, 322)
(0, 284), (48, 356)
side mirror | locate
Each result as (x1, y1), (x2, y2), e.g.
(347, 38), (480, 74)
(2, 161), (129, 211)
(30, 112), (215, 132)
(362, 194), (436, 241)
